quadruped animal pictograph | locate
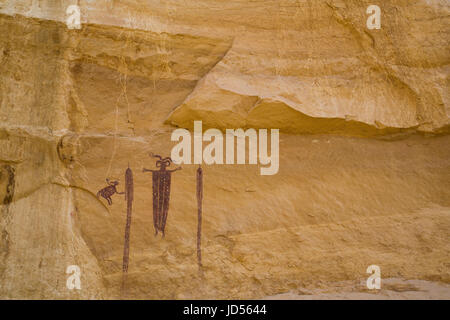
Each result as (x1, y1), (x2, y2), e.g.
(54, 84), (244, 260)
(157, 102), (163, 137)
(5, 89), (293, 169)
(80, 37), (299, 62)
(96, 179), (125, 205)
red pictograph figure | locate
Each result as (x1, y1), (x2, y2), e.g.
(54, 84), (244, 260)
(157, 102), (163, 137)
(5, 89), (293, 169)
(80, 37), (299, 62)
(96, 179), (124, 205)
(123, 166), (134, 274)
(196, 165), (203, 271)
(121, 166), (134, 296)
(143, 153), (181, 237)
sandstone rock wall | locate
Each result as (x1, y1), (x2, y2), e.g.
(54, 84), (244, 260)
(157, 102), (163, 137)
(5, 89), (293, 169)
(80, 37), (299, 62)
(0, 0), (449, 299)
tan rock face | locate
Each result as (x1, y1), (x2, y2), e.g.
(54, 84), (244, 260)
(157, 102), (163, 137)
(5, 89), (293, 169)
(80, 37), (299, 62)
(0, 1), (449, 299)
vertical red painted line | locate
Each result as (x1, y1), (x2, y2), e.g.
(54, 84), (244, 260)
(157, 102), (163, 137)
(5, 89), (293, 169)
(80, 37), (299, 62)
(122, 166), (133, 293)
(196, 165), (203, 270)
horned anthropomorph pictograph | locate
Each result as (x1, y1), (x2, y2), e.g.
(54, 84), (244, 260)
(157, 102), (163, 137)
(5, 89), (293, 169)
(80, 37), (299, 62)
(143, 153), (181, 237)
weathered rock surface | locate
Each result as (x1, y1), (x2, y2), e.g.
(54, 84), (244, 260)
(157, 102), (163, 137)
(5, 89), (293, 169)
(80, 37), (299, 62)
(0, 0), (449, 299)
